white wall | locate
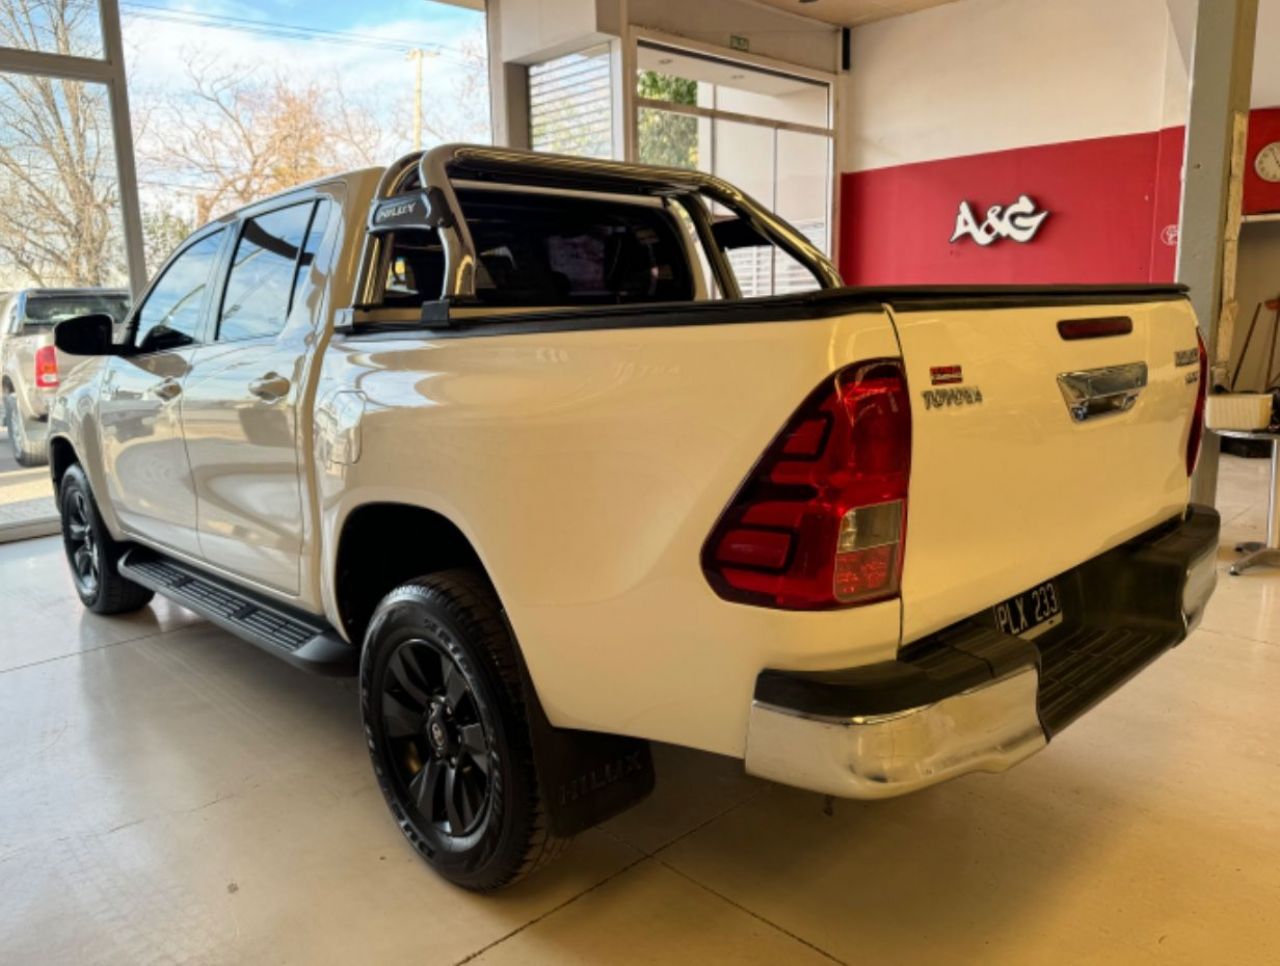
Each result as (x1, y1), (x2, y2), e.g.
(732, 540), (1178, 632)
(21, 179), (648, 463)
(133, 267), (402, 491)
(498, 0), (622, 63)
(840, 0), (1187, 172)
(1255, 0), (1280, 108)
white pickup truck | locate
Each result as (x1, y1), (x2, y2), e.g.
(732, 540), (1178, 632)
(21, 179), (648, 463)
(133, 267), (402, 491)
(48, 145), (1218, 890)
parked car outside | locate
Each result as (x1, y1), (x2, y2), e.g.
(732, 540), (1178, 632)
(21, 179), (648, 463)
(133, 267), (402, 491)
(1, 289), (131, 465)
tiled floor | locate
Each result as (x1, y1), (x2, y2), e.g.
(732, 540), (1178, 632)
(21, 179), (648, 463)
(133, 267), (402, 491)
(0, 427), (57, 533)
(2, 458), (1279, 964)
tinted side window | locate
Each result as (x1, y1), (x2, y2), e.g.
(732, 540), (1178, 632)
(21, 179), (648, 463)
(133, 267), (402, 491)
(459, 190), (695, 307)
(218, 202), (314, 342)
(136, 230), (225, 353)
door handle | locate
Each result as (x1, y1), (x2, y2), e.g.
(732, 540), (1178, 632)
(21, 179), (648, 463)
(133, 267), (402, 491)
(248, 372), (291, 402)
(149, 377), (182, 401)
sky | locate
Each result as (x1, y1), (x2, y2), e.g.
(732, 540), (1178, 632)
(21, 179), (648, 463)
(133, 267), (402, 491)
(7, 0), (492, 287)
(119, 0), (490, 200)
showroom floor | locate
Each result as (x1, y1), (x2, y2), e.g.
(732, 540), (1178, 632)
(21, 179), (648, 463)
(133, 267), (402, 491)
(1, 457), (1278, 965)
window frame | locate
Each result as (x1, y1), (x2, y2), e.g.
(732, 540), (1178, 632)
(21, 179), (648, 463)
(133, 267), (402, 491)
(214, 198), (321, 345)
(626, 30), (837, 291)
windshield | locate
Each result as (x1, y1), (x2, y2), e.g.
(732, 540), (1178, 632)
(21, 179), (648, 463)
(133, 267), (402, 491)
(21, 293), (131, 328)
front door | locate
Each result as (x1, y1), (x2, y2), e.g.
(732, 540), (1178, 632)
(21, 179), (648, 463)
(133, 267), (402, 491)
(99, 228), (227, 556)
(180, 198), (330, 594)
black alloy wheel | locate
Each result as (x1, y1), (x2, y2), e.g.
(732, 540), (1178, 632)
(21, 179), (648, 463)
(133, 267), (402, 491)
(361, 571), (569, 890)
(64, 484), (100, 597)
(381, 638), (493, 837)
(57, 463), (153, 615)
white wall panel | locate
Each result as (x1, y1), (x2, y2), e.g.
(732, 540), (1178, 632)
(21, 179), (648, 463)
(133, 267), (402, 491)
(842, 0), (1183, 172)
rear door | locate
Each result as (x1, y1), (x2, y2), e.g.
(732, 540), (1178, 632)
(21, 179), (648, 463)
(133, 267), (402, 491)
(180, 196), (333, 594)
(99, 229), (227, 556)
(891, 294), (1201, 643)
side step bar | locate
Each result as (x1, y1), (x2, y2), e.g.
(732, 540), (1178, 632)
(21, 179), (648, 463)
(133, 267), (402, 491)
(118, 548), (356, 674)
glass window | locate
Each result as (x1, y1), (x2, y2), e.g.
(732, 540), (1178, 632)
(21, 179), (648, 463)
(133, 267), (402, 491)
(19, 292), (131, 331)
(135, 230), (225, 353)
(635, 44), (828, 128)
(633, 43), (833, 298)
(460, 190), (694, 307)
(0, 0), (105, 59)
(218, 202), (314, 342)
(529, 44), (614, 159)
(775, 129), (831, 261)
(636, 106), (700, 170)
(0, 71), (128, 289)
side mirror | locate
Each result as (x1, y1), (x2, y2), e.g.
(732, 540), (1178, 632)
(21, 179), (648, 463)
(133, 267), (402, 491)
(54, 313), (117, 356)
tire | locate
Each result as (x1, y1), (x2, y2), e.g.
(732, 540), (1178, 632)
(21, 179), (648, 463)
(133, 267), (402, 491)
(360, 570), (570, 890)
(4, 393), (49, 467)
(58, 463), (154, 615)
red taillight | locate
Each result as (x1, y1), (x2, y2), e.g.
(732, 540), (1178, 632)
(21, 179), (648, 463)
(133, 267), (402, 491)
(34, 345), (59, 389)
(702, 360), (912, 610)
(1186, 329), (1208, 477)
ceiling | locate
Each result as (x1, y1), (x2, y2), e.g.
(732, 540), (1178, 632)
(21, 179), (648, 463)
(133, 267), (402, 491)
(752, 0), (963, 27)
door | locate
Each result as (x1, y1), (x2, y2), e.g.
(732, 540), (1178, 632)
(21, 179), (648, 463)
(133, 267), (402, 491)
(99, 228), (226, 556)
(180, 199), (330, 594)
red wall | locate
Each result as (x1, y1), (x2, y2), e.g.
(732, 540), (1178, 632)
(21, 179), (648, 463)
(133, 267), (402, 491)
(839, 128), (1184, 286)
(838, 109), (1280, 287)
(1245, 107), (1280, 215)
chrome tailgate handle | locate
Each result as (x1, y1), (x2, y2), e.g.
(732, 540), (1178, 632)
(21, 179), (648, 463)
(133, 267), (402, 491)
(1057, 362), (1148, 422)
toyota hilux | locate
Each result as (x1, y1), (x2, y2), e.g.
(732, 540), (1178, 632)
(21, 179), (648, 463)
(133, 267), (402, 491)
(46, 145), (1218, 890)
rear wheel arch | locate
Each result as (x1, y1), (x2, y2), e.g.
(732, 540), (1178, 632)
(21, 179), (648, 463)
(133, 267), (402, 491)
(333, 502), (489, 646)
(49, 436), (78, 492)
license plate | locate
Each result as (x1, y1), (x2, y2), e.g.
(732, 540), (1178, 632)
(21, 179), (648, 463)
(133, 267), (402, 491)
(993, 580), (1063, 641)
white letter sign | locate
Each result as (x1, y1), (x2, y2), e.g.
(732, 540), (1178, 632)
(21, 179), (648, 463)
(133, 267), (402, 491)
(950, 195), (1049, 246)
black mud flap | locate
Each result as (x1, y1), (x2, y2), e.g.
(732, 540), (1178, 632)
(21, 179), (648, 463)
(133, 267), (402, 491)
(517, 664), (655, 837)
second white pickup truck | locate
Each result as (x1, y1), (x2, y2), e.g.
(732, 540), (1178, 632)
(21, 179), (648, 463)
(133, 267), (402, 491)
(47, 145), (1217, 890)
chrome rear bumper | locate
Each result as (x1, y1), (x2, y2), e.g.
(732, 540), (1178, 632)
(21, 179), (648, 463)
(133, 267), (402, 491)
(746, 666), (1045, 799)
(744, 505), (1219, 799)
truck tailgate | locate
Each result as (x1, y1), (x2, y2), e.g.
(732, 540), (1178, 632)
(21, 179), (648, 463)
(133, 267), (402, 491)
(889, 294), (1202, 643)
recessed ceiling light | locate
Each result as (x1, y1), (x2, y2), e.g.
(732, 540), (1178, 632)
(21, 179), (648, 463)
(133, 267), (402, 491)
(659, 57), (672, 65)
(730, 73), (744, 80)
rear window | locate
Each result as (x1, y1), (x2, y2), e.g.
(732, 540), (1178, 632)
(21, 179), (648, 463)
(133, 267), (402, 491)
(466, 191), (694, 306)
(22, 294), (131, 329)
(378, 190), (696, 309)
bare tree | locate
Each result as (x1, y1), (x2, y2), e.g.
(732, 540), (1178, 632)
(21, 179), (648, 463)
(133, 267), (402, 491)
(0, 0), (125, 287)
(142, 52), (384, 224)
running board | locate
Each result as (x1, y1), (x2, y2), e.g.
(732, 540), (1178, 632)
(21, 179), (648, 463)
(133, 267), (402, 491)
(118, 548), (356, 675)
